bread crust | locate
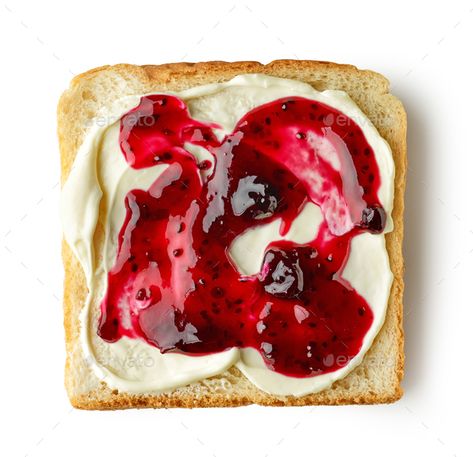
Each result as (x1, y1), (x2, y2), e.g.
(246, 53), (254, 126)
(58, 60), (406, 409)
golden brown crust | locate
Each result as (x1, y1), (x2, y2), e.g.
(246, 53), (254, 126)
(58, 60), (406, 409)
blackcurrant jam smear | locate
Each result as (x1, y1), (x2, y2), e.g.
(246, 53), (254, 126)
(98, 94), (386, 377)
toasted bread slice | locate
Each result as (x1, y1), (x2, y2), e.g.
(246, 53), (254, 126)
(58, 60), (406, 409)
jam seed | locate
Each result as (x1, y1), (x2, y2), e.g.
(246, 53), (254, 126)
(136, 288), (148, 301)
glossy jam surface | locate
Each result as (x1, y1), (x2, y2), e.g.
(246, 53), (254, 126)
(98, 94), (386, 377)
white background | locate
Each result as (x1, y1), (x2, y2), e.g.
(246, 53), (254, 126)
(0, 0), (472, 456)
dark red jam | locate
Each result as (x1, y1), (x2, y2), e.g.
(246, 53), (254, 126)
(98, 93), (386, 377)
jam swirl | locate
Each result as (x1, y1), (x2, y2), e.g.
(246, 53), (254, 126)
(98, 94), (385, 377)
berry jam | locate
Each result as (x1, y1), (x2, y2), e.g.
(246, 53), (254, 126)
(98, 94), (386, 377)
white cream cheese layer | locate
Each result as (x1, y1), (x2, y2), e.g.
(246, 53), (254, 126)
(61, 74), (395, 396)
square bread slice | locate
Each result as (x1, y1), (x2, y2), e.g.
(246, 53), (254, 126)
(58, 60), (406, 409)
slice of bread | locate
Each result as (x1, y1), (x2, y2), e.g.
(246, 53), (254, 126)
(58, 60), (406, 409)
